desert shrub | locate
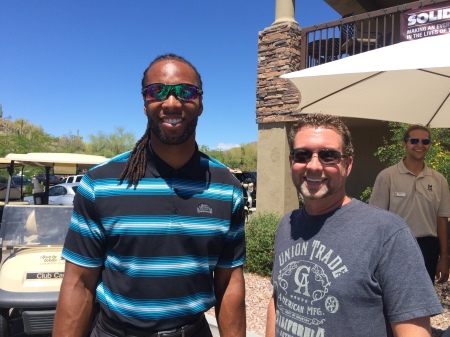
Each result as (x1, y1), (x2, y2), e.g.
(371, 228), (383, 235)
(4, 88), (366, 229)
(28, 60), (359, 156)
(244, 212), (281, 277)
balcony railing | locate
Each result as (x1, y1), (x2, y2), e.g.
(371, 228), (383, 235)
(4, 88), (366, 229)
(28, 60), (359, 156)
(300, 0), (450, 69)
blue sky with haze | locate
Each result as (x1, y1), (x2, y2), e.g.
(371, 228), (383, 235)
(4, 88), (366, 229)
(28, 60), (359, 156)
(0, 1), (339, 150)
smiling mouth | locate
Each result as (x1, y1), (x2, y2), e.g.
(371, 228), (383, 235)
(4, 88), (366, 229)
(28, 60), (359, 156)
(163, 118), (182, 126)
(305, 177), (324, 183)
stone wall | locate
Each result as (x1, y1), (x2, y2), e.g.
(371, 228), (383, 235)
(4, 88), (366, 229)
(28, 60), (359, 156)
(256, 22), (302, 124)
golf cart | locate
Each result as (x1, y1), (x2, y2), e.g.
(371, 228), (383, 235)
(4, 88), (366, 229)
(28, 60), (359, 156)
(229, 168), (254, 221)
(0, 153), (108, 336)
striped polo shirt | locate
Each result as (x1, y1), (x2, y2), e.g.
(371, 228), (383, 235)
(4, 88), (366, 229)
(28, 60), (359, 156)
(62, 145), (246, 331)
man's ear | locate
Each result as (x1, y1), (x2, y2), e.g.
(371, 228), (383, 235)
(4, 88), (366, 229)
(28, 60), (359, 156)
(144, 105), (148, 117)
(402, 140), (407, 150)
(344, 156), (353, 176)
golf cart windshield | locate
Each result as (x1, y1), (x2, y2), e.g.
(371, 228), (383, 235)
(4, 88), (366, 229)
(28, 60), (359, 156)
(0, 205), (72, 248)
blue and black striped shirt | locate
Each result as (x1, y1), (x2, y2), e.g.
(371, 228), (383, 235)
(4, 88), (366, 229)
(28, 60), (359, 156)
(62, 146), (246, 330)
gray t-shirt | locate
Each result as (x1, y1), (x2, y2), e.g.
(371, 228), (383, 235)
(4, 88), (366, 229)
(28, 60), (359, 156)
(271, 199), (442, 337)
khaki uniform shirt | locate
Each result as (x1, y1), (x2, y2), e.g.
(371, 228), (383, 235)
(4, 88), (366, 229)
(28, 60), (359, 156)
(370, 160), (450, 237)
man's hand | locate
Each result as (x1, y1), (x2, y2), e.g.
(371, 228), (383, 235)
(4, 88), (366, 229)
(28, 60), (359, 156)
(436, 217), (449, 283)
(53, 261), (101, 337)
(214, 266), (246, 337)
(436, 254), (449, 283)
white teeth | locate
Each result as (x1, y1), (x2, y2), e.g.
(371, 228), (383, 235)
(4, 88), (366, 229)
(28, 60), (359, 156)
(165, 119), (181, 125)
(306, 177), (323, 182)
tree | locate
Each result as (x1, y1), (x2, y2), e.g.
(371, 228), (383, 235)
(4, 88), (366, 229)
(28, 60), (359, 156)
(239, 143), (257, 171)
(200, 143), (257, 171)
(0, 118), (57, 157)
(87, 126), (136, 157)
(57, 131), (86, 153)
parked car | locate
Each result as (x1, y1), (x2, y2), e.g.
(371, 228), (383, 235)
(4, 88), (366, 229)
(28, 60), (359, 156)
(35, 174), (61, 185)
(58, 174), (83, 184)
(24, 183), (79, 205)
(11, 176), (32, 187)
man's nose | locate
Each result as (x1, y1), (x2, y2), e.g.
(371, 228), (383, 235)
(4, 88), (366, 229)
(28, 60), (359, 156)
(162, 92), (182, 107)
(306, 154), (323, 169)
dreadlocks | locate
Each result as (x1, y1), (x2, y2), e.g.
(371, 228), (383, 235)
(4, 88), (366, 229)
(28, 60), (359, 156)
(119, 122), (151, 186)
(119, 53), (202, 186)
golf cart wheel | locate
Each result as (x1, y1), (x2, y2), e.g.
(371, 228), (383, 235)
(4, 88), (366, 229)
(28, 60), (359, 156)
(0, 309), (8, 337)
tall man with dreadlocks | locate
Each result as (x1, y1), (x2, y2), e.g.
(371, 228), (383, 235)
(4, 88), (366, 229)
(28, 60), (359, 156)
(54, 54), (246, 337)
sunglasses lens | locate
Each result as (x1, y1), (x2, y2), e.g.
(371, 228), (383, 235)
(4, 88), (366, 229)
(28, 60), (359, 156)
(408, 138), (431, 145)
(291, 149), (343, 164)
(318, 150), (342, 163)
(292, 150), (312, 163)
(144, 84), (200, 101)
(146, 84), (168, 101)
(177, 84), (199, 101)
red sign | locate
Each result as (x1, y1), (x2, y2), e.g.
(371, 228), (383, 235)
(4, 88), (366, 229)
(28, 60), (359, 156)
(400, 2), (450, 41)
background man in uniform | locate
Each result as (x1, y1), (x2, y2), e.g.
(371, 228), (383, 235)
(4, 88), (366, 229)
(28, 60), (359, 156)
(266, 114), (442, 337)
(54, 54), (246, 337)
(370, 125), (450, 284)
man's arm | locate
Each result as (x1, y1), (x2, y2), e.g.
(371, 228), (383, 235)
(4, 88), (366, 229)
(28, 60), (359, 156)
(391, 316), (431, 337)
(436, 216), (449, 283)
(265, 295), (276, 337)
(53, 261), (101, 337)
(369, 173), (390, 209)
(213, 266), (246, 337)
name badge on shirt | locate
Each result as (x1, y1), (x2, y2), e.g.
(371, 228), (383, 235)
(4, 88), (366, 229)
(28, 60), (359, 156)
(394, 192), (406, 197)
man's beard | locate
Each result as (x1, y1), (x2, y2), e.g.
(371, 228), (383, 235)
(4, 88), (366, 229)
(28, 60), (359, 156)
(299, 183), (331, 200)
(150, 117), (198, 145)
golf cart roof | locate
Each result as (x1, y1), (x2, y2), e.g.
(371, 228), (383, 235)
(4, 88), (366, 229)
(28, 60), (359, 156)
(1, 153), (109, 205)
(0, 158), (23, 169)
(4, 153), (108, 172)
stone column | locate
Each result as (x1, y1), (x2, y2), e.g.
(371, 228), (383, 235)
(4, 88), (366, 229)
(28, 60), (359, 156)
(274, 0), (296, 25)
(255, 13), (302, 216)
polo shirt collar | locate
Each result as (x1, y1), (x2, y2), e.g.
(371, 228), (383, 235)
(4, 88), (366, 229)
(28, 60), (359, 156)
(146, 143), (201, 179)
(398, 159), (432, 177)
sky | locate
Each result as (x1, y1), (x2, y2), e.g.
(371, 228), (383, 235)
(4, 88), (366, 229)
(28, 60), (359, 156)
(0, 1), (339, 151)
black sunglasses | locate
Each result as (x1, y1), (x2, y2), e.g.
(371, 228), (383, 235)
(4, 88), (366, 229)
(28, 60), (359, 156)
(290, 148), (347, 165)
(141, 83), (203, 102)
(405, 138), (431, 145)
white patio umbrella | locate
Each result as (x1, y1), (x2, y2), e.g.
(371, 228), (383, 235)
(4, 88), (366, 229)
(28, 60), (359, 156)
(281, 33), (450, 128)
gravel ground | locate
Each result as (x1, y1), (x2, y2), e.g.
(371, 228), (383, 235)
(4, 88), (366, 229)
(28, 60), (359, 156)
(207, 273), (450, 337)
(432, 281), (450, 337)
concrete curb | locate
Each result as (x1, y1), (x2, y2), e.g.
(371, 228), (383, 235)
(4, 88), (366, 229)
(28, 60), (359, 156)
(205, 314), (262, 337)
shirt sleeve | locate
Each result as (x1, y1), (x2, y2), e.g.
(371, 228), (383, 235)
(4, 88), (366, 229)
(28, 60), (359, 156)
(437, 174), (450, 217)
(376, 226), (443, 322)
(369, 170), (390, 210)
(216, 184), (246, 268)
(62, 173), (106, 268)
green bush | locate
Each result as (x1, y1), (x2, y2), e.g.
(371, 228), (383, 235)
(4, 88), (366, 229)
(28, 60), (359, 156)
(24, 183), (33, 196)
(244, 212), (281, 277)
